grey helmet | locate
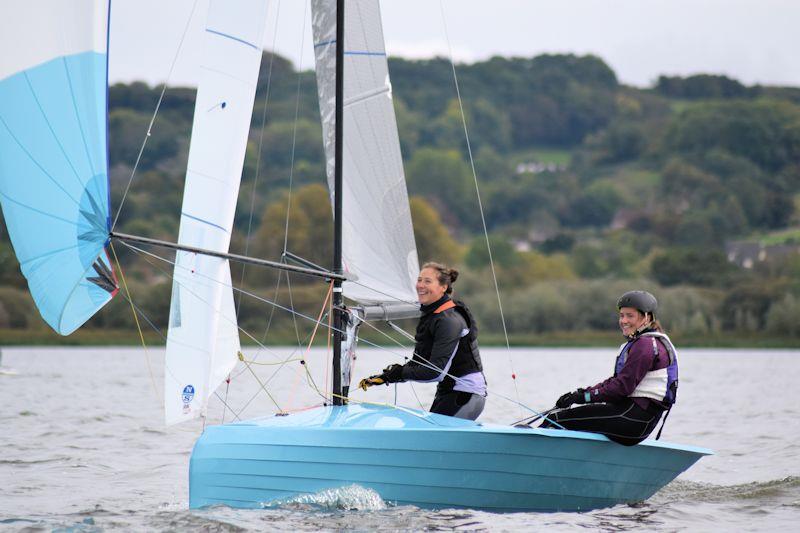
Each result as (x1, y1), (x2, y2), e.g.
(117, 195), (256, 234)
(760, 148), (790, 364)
(617, 290), (657, 316)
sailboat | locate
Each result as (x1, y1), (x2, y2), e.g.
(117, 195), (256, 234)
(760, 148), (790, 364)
(0, 0), (710, 513)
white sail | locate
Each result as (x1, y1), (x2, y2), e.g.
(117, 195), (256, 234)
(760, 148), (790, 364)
(311, 0), (419, 305)
(165, 0), (270, 425)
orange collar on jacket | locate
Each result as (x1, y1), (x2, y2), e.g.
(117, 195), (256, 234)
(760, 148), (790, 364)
(434, 300), (456, 314)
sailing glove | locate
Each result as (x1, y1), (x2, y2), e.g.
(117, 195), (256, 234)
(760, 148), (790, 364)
(357, 364), (405, 391)
(382, 364), (404, 383)
(358, 374), (387, 391)
(556, 388), (588, 409)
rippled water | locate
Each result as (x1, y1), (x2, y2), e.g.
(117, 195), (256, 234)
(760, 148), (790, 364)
(1, 346), (799, 531)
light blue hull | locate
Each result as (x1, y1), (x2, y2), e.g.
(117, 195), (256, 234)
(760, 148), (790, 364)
(189, 405), (711, 512)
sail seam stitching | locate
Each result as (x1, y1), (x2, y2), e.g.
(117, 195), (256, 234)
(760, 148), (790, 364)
(61, 57), (97, 177)
(22, 72), (85, 192)
(0, 115), (81, 205)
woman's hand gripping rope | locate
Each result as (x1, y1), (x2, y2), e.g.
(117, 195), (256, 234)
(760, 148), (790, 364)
(358, 364), (404, 391)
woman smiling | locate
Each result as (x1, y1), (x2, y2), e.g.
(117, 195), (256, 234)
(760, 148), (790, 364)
(358, 262), (487, 420)
(539, 290), (679, 445)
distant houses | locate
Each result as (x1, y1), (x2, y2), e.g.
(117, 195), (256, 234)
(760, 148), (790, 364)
(725, 241), (800, 269)
(515, 161), (567, 174)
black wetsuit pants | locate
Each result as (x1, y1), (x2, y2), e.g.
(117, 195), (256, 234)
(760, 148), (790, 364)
(430, 390), (485, 421)
(539, 399), (664, 446)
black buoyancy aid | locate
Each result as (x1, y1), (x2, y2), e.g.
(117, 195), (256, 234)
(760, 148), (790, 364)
(413, 299), (483, 382)
(435, 299), (483, 378)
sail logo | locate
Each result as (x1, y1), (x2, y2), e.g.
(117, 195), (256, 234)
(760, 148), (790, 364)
(182, 385), (195, 413)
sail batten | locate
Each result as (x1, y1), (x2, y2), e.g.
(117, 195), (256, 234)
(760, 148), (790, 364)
(164, 0), (271, 425)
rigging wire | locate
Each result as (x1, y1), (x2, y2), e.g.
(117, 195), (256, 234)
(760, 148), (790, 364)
(118, 242), (310, 414)
(225, 0), (283, 425)
(236, 0), (283, 316)
(120, 240), (557, 425)
(438, 0), (521, 417)
(287, 281), (334, 410)
(278, 0), (311, 351)
(109, 243), (160, 405)
(112, 286), (244, 423)
(111, 0), (200, 232)
(119, 240), (347, 419)
(233, 0), (310, 373)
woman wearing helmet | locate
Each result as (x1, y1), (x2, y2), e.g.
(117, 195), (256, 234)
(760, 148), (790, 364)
(539, 290), (679, 445)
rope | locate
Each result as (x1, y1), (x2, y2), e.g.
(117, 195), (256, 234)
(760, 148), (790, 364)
(438, 0), (521, 417)
(118, 241), (339, 420)
(227, 2), (283, 420)
(288, 281), (334, 409)
(284, 269), (303, 347)
(325, 283), (333, 398)
(510, 407), (565, 430)
(120, 240), (549, 421)
(237, 351), (284, 413)
(109, 243), (160, 405)
(274, 1), (311, 355)
(280, 0), (310, 258)
(325, 392), (443, 427)
(116, 242), (306, 413)
(111, 284), (248, 425)
(387, 321), (416, 342)
(237, 356), (304, 366)
(112, 0), (200, 231)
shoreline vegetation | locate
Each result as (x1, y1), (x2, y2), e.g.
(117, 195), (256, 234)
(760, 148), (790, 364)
(1, 328), (797, 349)
(2, 53), (800, 345)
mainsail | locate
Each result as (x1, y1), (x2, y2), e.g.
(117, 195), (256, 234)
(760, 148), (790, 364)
(0, 0), (117, 335)
(164, 0), (271, 425)
(311, 0), (419, 306)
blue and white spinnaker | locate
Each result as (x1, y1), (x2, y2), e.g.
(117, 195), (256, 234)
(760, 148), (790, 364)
(0, 1), (116, 335)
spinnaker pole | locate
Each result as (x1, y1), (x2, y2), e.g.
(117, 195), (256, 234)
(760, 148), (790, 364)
(331, 0), (345, 405)
(110, 232), (345, 281)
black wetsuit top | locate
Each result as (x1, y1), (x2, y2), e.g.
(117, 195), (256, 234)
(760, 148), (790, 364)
(400, 295), (485, 396)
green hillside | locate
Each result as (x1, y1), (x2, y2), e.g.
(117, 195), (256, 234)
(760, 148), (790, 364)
(1, 53), (799, 344)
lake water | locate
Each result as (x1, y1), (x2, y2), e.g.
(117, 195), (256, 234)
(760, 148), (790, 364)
(1, 346), (799, 531)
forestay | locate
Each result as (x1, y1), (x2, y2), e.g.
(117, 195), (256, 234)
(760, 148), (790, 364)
(165, 0), (270, 425)
(0, 0), (117, 335)
(311, 0), (419, 306)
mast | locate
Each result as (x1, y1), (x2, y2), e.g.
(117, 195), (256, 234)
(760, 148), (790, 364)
(332, 0), (345, 405)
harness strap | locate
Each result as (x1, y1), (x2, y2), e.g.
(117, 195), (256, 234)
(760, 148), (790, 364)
(655, 407), (671, 440)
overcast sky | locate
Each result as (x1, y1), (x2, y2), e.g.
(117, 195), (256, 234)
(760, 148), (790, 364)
(109, 0), (800, 88)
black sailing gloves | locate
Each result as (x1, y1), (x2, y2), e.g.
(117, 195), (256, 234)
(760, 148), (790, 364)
(358, 364), (404, 391)
(555, 388), (588, 409)
(382, 364), (404, 382)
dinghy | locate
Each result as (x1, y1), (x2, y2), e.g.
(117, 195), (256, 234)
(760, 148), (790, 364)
(0, 0), (710, 512)
(190, 404), (710, 511)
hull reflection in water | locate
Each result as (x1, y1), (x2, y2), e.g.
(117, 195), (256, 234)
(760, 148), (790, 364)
(189, 404), (711, 512)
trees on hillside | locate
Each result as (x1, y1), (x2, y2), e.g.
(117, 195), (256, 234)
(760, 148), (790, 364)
(2, 52), (800, 339)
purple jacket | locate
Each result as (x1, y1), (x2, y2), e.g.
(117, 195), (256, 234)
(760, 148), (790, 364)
(586, 336), (670, 411)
